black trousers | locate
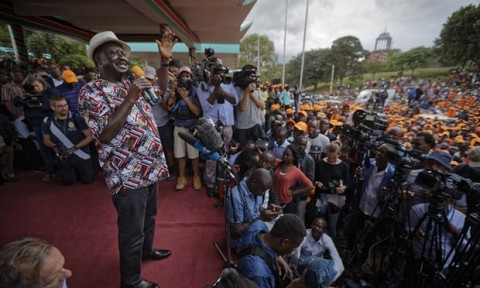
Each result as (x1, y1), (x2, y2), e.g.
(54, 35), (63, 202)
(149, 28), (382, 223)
(112, 183), (158, 287)
(56, 156), (96, 185)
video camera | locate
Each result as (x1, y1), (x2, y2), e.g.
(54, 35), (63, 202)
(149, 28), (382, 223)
(202, 48), (229, 84)
(383, 138), (426, 168)
(12, 94), (42, 110)
(415, 170), (476, 202)
(233, 66), (259, 90)
(12, 83), (43, 110)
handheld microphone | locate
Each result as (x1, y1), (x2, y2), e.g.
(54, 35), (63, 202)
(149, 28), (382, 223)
(178, 132), (221, 161)
(130, 66), (159, 105)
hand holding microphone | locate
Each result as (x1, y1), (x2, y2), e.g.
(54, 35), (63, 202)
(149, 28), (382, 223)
(130, 66), (159, 105)
(124, 72), (150, 103)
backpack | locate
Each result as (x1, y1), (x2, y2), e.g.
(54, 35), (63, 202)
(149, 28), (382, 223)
(238, 246), (284, 288)
(298, 256), (337, 288)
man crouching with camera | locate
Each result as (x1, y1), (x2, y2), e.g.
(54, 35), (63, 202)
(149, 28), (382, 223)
(42, 95), (96, 185)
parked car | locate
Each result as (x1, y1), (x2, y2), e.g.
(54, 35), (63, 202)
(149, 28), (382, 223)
(355, 89), (397, 106)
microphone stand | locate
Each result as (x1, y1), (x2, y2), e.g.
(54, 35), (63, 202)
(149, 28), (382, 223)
(212, 150), (238, 269)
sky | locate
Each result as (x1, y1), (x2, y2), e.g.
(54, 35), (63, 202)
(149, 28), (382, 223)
(244, 0), (478, 63)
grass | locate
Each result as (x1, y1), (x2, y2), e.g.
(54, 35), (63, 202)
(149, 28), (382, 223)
(304, 67), (453, 93)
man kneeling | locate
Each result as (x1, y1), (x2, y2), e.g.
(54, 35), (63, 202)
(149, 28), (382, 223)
(42, 95), (95, 185)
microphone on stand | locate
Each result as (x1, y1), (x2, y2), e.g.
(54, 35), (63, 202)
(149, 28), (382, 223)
(178, 131), (235, 179)
(130, 66), (159, 105)
(178, 132), (221, 161)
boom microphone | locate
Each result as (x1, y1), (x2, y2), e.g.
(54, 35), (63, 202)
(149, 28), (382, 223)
(130, 65), (159, 105)
(194, 118), (224, 152)
(178, 132), (221, 161)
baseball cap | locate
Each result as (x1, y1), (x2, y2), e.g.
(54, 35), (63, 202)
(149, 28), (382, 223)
(298, 111), (308, 118)
(270, 104), (281, 113)
(468, 146), (480, 168)
(294, 121), (307, 132)
(144, 66), (156, 80)
(178, 66), (192, 76)
(61, 70), (78, 83)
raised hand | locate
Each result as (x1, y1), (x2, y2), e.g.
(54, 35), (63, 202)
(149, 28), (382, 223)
(156, 30), (177, 60)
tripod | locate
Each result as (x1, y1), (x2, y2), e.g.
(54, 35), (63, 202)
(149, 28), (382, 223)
(212, 158), (239, 268)
(404, 197), (467, 288)
(439, 212), (480, 287)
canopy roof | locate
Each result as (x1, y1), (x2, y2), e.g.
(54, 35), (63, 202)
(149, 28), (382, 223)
(1, 0), (256, 66)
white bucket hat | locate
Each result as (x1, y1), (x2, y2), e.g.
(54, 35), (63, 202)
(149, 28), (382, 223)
(87, 31), (131, 61)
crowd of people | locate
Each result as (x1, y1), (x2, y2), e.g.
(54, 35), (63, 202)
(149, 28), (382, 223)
(1, 28), (479, 288)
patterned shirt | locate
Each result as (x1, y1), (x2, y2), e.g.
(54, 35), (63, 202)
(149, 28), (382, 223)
(1, 82), (24, 117)
(79, 79), (168, 195)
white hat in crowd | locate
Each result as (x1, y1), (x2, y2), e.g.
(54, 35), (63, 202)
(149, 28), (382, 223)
(87, 31), (131, 61)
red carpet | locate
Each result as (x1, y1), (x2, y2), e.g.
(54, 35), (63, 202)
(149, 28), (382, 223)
(0, 172), (228, 287)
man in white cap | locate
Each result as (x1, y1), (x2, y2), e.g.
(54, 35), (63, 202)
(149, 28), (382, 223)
(79, 30), (176, 288)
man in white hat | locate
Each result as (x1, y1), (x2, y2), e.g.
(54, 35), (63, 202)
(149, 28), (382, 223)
(79, 31), (176, 288)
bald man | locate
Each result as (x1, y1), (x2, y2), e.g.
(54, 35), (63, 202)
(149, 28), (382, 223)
(226, 168), (282, 249)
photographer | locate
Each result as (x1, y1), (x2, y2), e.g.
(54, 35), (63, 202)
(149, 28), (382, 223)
(42, 95), (95, 185)
(22, 73), (59, 181)
(309, 142), (349, 237)
(197, 56), (238, 196)
(406, 152), (468, 279)
(234, 65), (266, 146)
(345, 144), (396, 267)
(168, 66), (203, 191)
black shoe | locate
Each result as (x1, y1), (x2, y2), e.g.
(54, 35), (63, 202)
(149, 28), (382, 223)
(207, 187), (215, 197)
(142, 249), (171, 261)
(123, 279), (159, 288)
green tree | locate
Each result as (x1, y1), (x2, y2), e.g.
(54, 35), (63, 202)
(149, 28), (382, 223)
(329, 36), (366, 83)
(0, 25), (11, 48)
(364, 60), (389, 79)
(285, 48), (331, 90)
(261, 63), (282, 83)
(388, 47), (432, 76)
(435, 4), (480, 68)
(25, 29), (93, 68)
(239, 34), (277, 74)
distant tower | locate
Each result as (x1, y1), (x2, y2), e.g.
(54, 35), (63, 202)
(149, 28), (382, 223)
(374, 31), (392, 51)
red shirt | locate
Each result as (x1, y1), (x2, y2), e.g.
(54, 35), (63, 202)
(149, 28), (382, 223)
(274, 166), (312, 204)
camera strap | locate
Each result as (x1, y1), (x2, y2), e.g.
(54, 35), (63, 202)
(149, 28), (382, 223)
(48, 115), (90, 160)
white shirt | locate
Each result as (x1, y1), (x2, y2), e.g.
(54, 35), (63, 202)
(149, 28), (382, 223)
(359, 165), (385, 218)
(295, 230), (344, 281)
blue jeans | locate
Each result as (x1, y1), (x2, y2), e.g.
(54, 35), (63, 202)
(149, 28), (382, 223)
(112, 183), (158, 287)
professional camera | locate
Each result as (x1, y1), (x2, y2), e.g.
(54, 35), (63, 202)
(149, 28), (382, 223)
(326, 178), (342, 194)
(415, 170), (468, 201)
(201, 48), (229, 85)
(352, 109), (389, 131)
(177, 76), (193, 91)
(233, 65), (259, 90)
(12, 93), (42, 109)
(55, 145), (71, 161)
(384, 139), (425, 168)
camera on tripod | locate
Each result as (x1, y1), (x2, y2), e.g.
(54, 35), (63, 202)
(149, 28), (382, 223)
(414, 170), (471, 202)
